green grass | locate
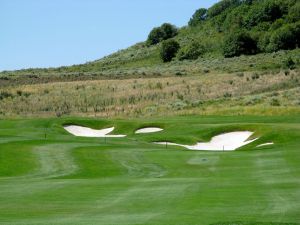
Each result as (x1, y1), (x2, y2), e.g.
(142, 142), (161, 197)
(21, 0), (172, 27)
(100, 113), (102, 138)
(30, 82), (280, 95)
(0, 115), (300, 224)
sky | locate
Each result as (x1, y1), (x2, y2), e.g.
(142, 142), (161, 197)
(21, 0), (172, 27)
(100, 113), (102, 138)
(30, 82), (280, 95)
(0, 0), (219, 71)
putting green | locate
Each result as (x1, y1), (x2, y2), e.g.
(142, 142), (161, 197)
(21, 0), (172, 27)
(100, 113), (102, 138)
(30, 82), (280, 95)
(0, 116), (299, 225)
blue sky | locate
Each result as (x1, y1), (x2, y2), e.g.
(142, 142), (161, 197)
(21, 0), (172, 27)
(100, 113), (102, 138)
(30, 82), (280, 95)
(0, 0), (218, 71)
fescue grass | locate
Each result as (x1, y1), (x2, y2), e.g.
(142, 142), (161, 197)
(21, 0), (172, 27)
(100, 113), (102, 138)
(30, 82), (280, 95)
(0, 69), (299, 118)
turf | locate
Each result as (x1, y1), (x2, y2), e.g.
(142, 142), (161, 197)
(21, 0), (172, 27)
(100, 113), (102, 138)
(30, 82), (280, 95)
(0, 115), (299, 225)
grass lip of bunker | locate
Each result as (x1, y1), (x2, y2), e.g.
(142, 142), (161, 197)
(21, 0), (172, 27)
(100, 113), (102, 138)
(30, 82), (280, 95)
(63, 125), (126, 138)
(256, 142), (274, 147)
(135, 127), (163, 134)
(155, 131), (258, 151)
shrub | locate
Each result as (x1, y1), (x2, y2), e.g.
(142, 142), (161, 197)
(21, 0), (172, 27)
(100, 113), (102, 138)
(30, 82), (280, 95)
(270, 98), (280, 106)
(283, 57), (296, 70)
(147, 23), (178, 45)
(160, 40), (180, 62)
(0, 91), (14, 100)
(178, 40), (206, 60)
(223, 31), (257, 57)
(268, 23), (299, 52)
(189, 8), (208, 26)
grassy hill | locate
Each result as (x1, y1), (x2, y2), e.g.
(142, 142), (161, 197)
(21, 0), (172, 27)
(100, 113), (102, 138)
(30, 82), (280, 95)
(0, 0), (299, 118)
(1, 0), (299, 81)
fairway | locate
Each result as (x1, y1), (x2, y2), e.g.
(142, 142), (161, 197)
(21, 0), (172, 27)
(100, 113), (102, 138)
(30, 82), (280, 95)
(0, 116), (300, 225)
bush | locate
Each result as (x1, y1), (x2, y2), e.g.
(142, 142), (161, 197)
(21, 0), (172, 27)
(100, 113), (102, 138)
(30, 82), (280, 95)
(283, 57), (296, 70)
(147, 23), (178, 45)
(189, 8), (207, 26)
(178, 40), (206, 60)
(223, 31), (257, 57)
(160, 40), (180, 62)
(0, 91), (14, 100)
(270, 98), (280, 106)
(267, 23), (299, 52)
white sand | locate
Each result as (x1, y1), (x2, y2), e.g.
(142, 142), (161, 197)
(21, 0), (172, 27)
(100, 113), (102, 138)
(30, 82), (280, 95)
(256, 142), (274, 147)
(64, 125), (126, 138)
(135, 127), (163, 134)
(155, 131), (257, 151)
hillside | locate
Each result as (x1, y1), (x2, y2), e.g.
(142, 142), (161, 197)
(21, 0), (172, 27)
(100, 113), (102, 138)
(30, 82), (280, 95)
(1, 0), (299, 82)
(0, 0), (299, 118)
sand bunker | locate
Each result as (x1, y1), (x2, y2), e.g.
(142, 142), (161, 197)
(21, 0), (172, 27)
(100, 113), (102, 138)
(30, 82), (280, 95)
(64, 125), (126, 138)
(155, 131), (257, 151)
(135, 127), (163, 134)
(256, 142), (274, 147)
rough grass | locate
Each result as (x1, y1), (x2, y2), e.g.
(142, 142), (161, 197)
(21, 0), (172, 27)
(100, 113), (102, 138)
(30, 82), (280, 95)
(0, 69), (299, 118)
(0, 115), (300, 224)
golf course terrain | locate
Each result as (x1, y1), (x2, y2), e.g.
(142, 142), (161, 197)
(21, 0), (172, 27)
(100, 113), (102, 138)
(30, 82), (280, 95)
(0, 116), (300, 225)
(1, 0), (300, 224)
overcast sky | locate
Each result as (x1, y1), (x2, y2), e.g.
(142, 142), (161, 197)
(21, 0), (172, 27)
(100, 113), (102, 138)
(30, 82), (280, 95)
(0, 0), (219, 71)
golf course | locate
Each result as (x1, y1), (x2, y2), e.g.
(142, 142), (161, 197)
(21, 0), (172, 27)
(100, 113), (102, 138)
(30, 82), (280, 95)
(0, 116), (300, 224)
(1, 0), (300, 224)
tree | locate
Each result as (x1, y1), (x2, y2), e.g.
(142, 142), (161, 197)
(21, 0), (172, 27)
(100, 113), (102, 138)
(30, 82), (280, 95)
(243, 0), (284, 28)
(147, 27), (165, 45)
(288, 2), (300, 23)
(160, 40), (180, 62)
(189, 8), (208, 26)
(178, 40), (206, 60)
(207, 0), (241, 18)
(161, 23), (178, 39)
(147, 23), (178, 45)
(223, 31), (257, 57)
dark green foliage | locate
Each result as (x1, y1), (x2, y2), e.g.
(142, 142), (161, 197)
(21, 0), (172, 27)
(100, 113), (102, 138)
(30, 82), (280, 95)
(288, 2), (300, 22)
(0, 91), (14, 100)
(147, 27), (165, 45)
(223, 4), (250, 30)
(243, 0), (284, 28)
(223, 31), (257, 57)
(160, 40), (180, 62)
(147, 23), (178, 45)
(267, 22), (300, 52)
(283, 57), (296, 69)
(189, 8), (208, 26)
(207, 0), (241, 18)
(178, 40), (206, 60)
